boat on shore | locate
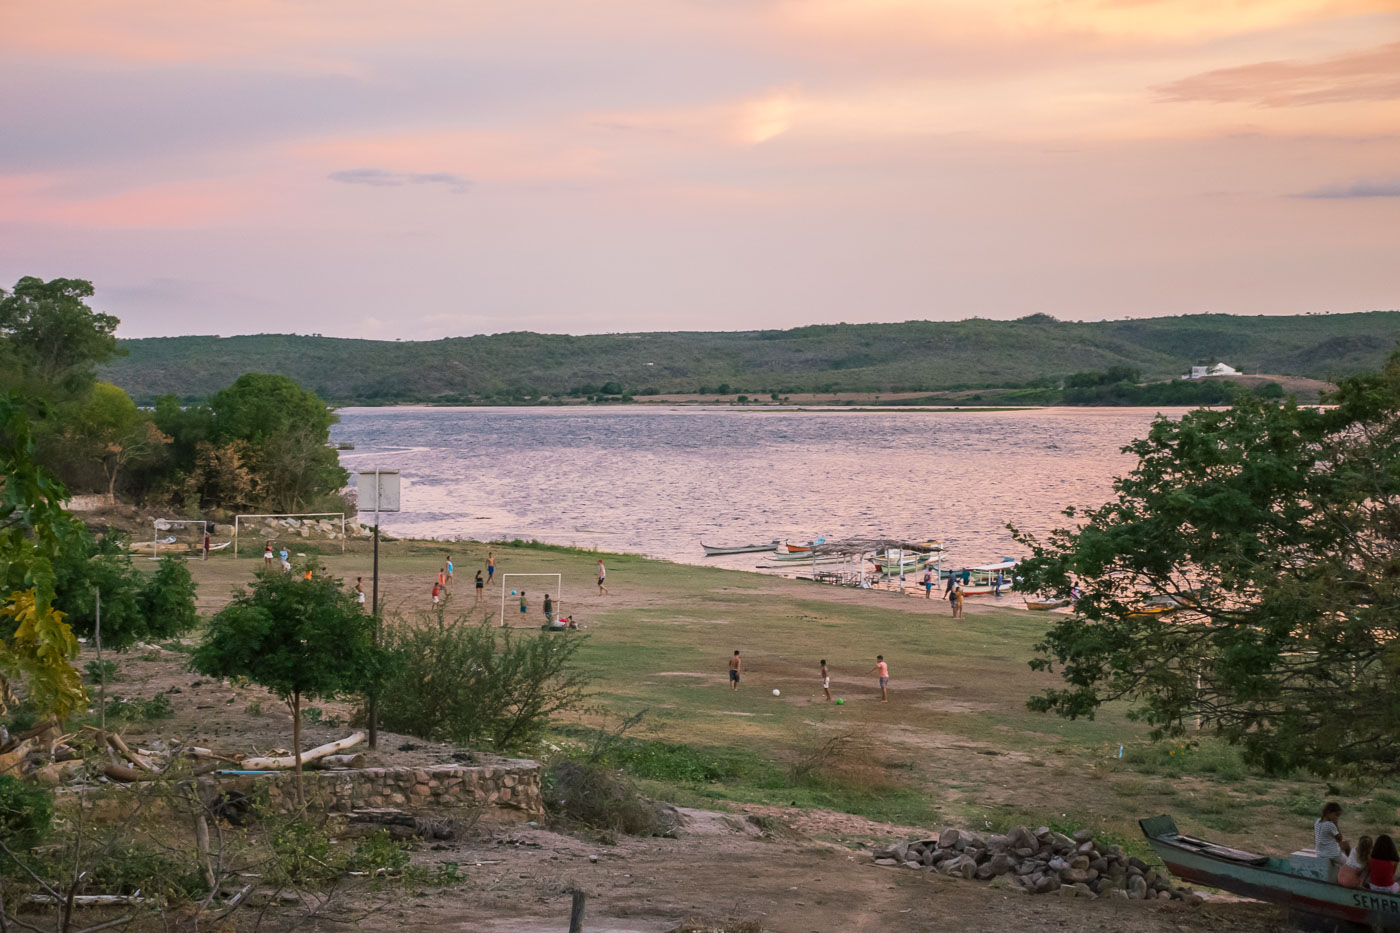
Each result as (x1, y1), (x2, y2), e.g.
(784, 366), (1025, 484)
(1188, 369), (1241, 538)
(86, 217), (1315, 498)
(701, 540), (780, 556)
(781, 537), (826, 554)
(768, 550), (853, 565)
(1024, 597), (1070, 611)
(1141, 813), (1400, 929)
(941, 559), (1017, 595)
(871, 549), (938, 572)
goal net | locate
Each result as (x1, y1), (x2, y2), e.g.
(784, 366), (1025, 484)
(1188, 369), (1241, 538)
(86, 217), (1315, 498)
(234, 513), (347, 557)
(499, 573), (563, 628)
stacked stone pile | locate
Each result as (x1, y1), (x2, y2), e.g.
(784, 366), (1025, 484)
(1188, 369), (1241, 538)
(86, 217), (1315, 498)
(252, 516), (372, 539)
(872, 825), (1200, 903)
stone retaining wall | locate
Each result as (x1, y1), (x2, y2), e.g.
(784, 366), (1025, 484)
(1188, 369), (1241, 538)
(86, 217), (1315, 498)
(209, 758), (544, 817)
(61, 757), (544, 824)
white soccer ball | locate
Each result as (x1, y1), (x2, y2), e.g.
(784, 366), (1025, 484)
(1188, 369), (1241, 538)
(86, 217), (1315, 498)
(772, 689), (780, 697)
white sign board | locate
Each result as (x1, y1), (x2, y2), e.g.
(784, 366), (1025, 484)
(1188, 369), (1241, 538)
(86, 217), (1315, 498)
(356, 469), (401, 513)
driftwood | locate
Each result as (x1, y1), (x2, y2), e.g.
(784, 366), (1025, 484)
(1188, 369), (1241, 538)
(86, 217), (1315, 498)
(107, 732), (155, 771)
(0, 738), (34, 775)
(26, 894), (149, 906)
(309, 753), (364, 770)
(104, 762), (152, 782)
(240, 732), (364, 770)
(183, 745), (240, 764)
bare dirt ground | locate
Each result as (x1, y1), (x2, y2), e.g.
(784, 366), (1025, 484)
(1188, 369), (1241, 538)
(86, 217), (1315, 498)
(339, 814), (1292, 933)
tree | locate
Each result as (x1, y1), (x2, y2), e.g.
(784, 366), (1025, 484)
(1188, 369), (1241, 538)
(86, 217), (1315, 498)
(51, 529), (198, 651)
(1013, 355), (1400, 777)
(192, 570), (378, 802)
(0, 277), (122, 393)
(72, 382), (170, 502)
(0, 395), (85, 719)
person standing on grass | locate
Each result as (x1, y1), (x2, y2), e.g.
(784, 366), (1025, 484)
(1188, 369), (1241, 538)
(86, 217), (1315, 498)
(952, 582), (966, 620)
(597, 558), (608, 595)
(203, 529), (212, 561)
(474, 569), (484, 604)
(519, 590), (528, 616)
(432, 580), (441, 606)
(487, 551), (495, 583)
(922, 567), (933, 599)
(867, 655), (889, 702)
(544, 593), (555, 627)
(355, 577), (366, 608)
(728, 650), (742, 691)
(437, 566), (447, 589)
(820, 659), (832, 701)
(263, 541), (274, 567)
(446, 554), (454, 583)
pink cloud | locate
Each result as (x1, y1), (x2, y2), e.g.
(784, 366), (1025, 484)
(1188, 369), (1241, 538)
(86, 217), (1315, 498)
(1156, 41), (1400, 107)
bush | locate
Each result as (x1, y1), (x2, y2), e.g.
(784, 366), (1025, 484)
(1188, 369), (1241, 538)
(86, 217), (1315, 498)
(138, 556), (199, 640)
(53, 530), (199, 650)
(377, 613), (590, 752)
(0, 774), (53, 850)
(543, 760), (672, 835)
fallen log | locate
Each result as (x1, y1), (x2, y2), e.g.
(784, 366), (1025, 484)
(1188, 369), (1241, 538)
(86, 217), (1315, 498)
(32, 761), (84, 786)
(26, 894), (148, 906)
(309, 753), (364, 770)
(104, 762), (154, 782)
(107, 733), (155, 771)
(240, 732), (364, 770)
(183, 745), (241, 764)
(0, 739), (34, 776)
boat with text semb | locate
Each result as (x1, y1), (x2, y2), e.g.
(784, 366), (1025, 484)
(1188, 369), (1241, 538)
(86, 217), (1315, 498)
(1142, 813), (1400, 930)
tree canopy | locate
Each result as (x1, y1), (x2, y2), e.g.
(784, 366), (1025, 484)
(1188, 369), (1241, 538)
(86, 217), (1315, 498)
(193, 569), (378, 798)
(1014, 355), (1400, 777)
(0, 395), (85, 718)
(0, 277), (122, 394)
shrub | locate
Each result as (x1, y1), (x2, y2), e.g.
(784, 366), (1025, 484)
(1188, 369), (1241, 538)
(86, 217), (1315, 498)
(0, 774), (53, 850)
(377, 613), (589, 752)
(52, 531), (199, 650)
(543, 760), (671, 835)
(138, 556), (199, 640)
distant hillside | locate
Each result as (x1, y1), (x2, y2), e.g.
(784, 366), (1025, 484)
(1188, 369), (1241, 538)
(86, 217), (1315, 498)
(102, 312), (1400, 405)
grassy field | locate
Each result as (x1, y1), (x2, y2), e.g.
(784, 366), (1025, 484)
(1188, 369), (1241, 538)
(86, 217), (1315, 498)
(177, 535), (1390, 857)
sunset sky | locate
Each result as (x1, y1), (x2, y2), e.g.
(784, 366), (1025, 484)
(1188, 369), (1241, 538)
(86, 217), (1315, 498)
(1, 1), (1397, 338)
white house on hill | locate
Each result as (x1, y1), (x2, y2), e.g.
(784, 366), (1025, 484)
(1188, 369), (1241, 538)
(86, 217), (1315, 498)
(1183, 363), (1240, 380)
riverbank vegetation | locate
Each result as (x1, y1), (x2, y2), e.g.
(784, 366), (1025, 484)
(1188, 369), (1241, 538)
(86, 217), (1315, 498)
(101, 311), (1398, 405)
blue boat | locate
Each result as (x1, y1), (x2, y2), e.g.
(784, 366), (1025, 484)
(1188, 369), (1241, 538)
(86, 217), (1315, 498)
(1142, 814), (1400, 929)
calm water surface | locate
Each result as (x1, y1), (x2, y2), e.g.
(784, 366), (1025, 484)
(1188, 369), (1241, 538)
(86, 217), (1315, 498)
(331, 407), (1188, 571)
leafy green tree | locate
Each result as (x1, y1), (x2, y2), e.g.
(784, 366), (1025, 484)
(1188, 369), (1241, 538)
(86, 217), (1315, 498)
(193, 570), (378, 801)
(0, 277), (122, 394)
(0, 395), (85, 719)
(51, 530), (199, 651)
(1014, 356), (1400, 777)
(72, 382), (170, 502)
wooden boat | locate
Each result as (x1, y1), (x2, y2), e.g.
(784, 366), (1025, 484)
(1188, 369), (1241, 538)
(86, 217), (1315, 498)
(872, 549), (937, 572)
(1141, 813), (1400, 929)
(769, 550), (851, 565)
(941, 559), (1016, 595)
(701, 540), (779, 557)
(1024, 597), (1070, 611)
(781, 537), (826, 554)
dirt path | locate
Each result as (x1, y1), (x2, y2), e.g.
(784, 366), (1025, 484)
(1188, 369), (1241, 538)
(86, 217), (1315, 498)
(348, 813), (1291, 933)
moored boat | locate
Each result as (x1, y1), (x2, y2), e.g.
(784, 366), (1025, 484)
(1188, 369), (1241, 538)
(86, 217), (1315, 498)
(941, 559), (1017, 595)
(781, 537), (827, 554)
(871, 549), (938, 572)
(1141, 813), (1400, 929)
(769, 550), (852, 564)
(701, 540), (780, 556)
(1024, 597), (1070, 611)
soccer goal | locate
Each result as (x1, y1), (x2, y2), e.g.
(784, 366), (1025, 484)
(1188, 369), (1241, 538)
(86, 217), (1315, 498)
(234, 513), (346, 557)
(150, 519), (206, 560)
(500, 573), (562, 628)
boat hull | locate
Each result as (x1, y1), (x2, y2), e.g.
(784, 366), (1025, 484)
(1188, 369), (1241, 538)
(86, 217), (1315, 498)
(1024, 598), (1070, 611)
(1143, 817), (1400, 930)
(701, 541), (779, 556)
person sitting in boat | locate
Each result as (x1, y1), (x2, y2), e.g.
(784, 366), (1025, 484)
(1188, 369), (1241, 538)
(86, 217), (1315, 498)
(1340, 835), (1373, 888)
(1369, 835), (1399, 892)
(1315, 802), (1350, 872)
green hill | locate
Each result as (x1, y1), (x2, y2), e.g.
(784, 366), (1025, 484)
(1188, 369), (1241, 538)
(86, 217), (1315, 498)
(101, 312), (1400, 405)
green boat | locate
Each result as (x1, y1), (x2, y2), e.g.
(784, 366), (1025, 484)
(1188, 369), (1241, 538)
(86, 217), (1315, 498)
(1142, 814), (1400, 929)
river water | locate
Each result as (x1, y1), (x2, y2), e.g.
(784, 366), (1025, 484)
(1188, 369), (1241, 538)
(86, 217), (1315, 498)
(330, 406), (1187, 572)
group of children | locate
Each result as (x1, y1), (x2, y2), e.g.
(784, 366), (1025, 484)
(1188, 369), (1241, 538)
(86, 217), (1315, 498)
(1316, 802), (1400, 892)
(428, 551), (495, 607)
(727, 652), (892, 702)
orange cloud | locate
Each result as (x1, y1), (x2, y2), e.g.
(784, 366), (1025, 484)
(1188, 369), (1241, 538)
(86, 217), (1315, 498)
(0, 173), (253, 229)
(1156, 40), (1400, 107)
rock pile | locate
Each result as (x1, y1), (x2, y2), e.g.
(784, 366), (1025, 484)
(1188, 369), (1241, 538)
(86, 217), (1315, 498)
(250, 516), (372, 539)
(872, 825), (1201, 903)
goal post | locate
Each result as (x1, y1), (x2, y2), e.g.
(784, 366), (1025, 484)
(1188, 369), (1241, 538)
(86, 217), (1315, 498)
(234, 512), (346, 557)
(499, 573), (563, 628)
